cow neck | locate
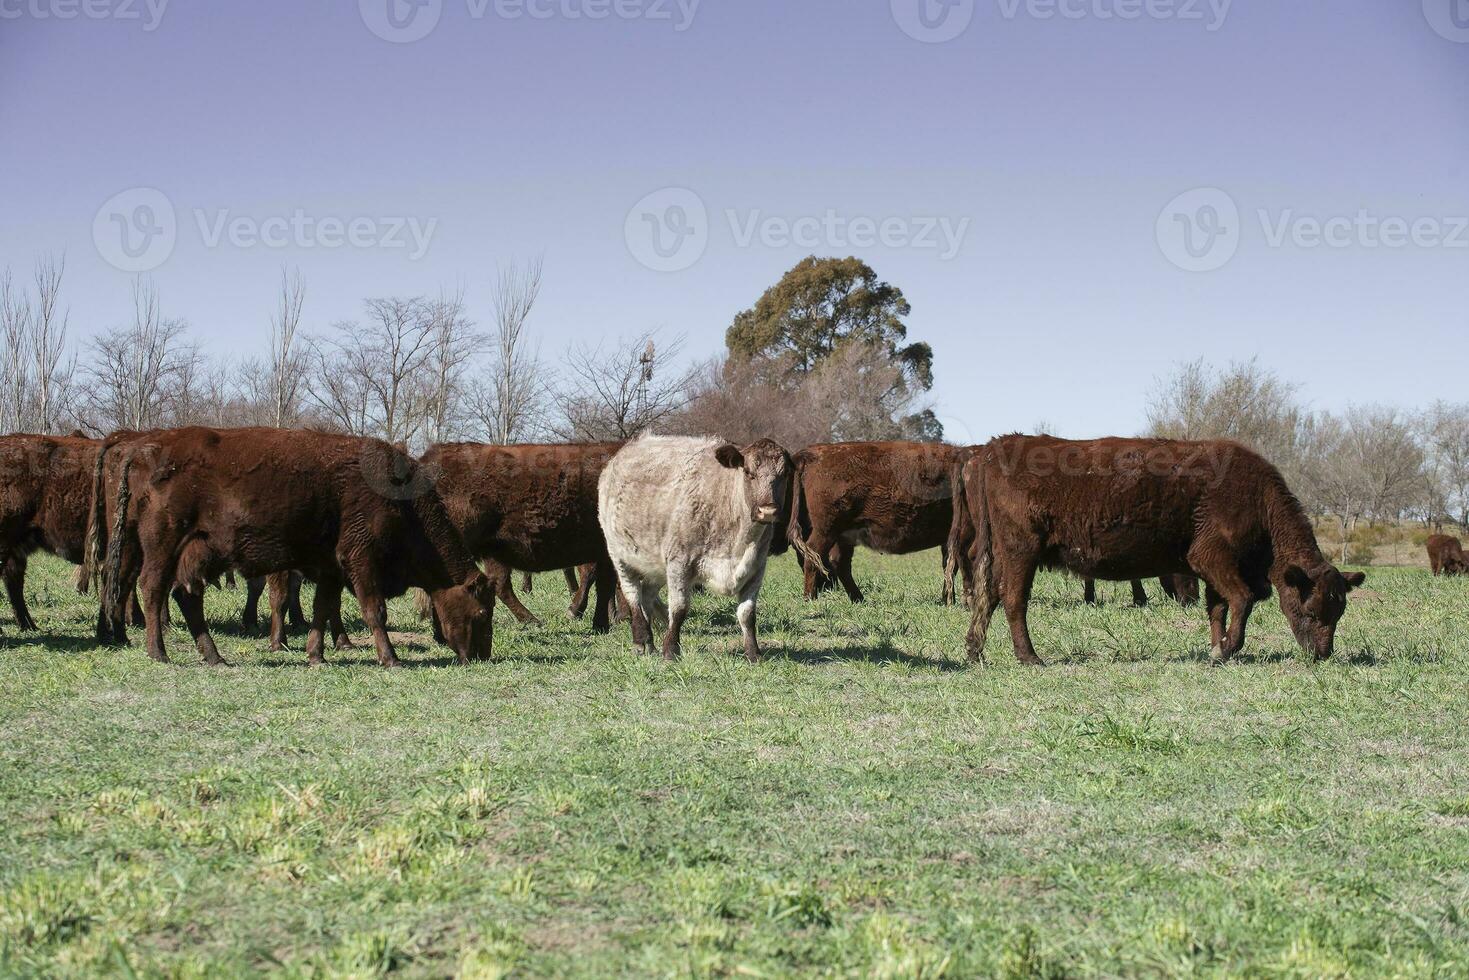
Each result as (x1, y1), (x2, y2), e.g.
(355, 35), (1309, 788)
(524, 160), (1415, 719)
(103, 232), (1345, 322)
(1262, 474), (1326, 574)
(408, 494), (478, 589)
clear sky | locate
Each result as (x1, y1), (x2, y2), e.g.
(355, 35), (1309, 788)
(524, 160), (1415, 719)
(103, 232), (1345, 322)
(1, 0), (1465, 444)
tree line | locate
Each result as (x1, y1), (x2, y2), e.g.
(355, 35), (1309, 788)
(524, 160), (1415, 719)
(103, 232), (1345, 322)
(4, 252), (1465, 545)
(1145, 359), (1469, 546)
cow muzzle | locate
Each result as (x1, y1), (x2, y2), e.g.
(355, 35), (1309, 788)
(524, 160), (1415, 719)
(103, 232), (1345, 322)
(753, 506), (779, 524)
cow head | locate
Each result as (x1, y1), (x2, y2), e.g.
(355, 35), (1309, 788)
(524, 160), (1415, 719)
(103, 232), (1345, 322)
(1445, 554), (1467, 576)
(1277, 563), (1365, 660)
(431, 574), (494, 663)
(715, 438), (792, 527)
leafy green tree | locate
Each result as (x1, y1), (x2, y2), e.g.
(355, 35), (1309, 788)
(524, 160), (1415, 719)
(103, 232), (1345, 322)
(724, 256), (939, 440)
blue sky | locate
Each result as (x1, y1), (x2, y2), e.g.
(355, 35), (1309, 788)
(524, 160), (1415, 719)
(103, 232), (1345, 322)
(1, 0), (1465, 443)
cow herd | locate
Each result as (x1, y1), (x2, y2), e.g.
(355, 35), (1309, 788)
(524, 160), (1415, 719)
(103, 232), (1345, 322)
(0, 425), (1461, 668)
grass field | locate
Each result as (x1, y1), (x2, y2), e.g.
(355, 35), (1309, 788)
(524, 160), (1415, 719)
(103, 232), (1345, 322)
(2, 551), (1468, 978)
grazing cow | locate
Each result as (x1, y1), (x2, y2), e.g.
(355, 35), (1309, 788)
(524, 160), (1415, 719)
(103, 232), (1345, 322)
(788, 441), (973, 604)
(0, 432), (150, 633)
(1082, 575), (1200, 607)
(598, 435), (805, 661)
(951, 435), (1363, 665)
(91, 427), (494, 666)
(1427, 534), (1467, 576)
(419, 442), (623, 634)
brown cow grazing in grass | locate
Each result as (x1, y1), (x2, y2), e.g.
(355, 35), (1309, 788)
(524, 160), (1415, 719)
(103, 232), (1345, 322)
(1082, 575), (1200, 607)
(950, 435), (1363, 666)
(419, 442), (624, 635)
(91, 427), (494, 667)
(1427, 534), (1467, 576)
(789, 441), (973, 604)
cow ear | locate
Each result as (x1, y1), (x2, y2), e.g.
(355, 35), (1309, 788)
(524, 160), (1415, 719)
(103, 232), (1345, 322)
(1283, 565), (1313, 595)
(1343, 571), (1366, 590)
(714, 444), (744, 469)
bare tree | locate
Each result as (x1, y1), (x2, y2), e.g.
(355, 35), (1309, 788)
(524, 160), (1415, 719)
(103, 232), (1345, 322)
(421, 287), (480, 445)
(0, 268), (31, 433)
(308, 296), (438, 447)
(1298, 406), (1429, 559)
(266, 267), (308, 428)
(473, 257), (548, 444)
(553, 330), (696, 441)
(1146, 358), (1306, 479)
(1420, 402), (1469, 528)
(82, 278), (193, 432)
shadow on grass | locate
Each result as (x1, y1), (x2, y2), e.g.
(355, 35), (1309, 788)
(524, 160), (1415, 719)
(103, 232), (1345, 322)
(771, 642), (968, 672)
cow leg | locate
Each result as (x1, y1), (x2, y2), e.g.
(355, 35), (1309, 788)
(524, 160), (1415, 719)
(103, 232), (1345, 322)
(736, 571), (766, 663)
(129, 587), (148, 627)
(1204, 583), (1228, 661)
(224, 569), (237, 589)
(287, 572), (307, 631)
(487, 559), (541, 627)
(589, 558), (614, 634)
(305, 576), (344, 666)
(662, 568), (690, 661)
(1083, 577), (1098, 606)
(172, 586), (227, 666)
(568, 564), (594, 620)
(242, 576), (264, 630)
(802, 532), (836, 600)
(352, 584), (399, 668)
(613, 564), (655, 655)
(266, 572), (291, 651)
(999, 558), (1044, 666)
(5, 555), (37, 631)
(138, 563), (173, 663)
(833, 542), (864, 603)
(1130, 580), (1149, 608)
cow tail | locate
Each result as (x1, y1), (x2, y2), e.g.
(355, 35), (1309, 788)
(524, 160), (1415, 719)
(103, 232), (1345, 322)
(941, 455), (969, 605)
(101, 450), (135, 625)
(963, 451), (997, 663)
(785, 463), (827, 578)
(82, 442), (110, 595)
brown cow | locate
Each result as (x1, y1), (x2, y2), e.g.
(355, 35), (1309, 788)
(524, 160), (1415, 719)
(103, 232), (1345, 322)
(1082, 575), (1200, 607)
(418, 442), (623, 636)
(1427, 534), (1467, 576)
(951, 435), (1363, 665)
(0, 432), (152, 633)
(788, 441), (973, 604)
(90, 427), (494, 666)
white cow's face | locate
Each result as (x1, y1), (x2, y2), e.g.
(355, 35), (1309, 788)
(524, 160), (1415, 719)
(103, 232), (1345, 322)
(715, 439), (791, 526)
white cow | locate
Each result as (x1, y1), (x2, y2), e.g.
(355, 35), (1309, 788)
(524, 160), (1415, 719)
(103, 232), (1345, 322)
(598, 434), (799, 661)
